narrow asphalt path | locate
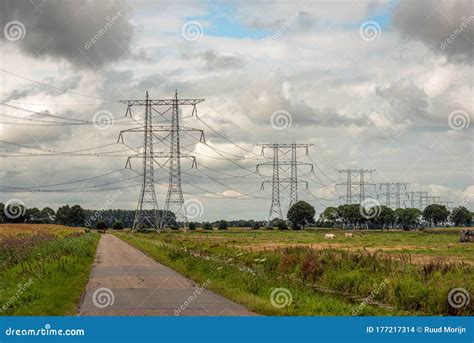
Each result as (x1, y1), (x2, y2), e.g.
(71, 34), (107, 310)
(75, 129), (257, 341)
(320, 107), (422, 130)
(78, 234), (255, 316)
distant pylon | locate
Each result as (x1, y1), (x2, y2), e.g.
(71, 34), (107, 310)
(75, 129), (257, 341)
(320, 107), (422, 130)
(336, 169), (376, 204)
(257, 143), (313, 222)
(377, 183), (409, 209)
(406, 191), (429, 210)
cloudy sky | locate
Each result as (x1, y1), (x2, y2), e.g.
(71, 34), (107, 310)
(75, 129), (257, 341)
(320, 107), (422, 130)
(0, 0), (472, 221)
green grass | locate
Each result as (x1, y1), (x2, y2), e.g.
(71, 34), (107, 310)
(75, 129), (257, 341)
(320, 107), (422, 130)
(0, 231), (99, 315)
(114, 230), (473, 316)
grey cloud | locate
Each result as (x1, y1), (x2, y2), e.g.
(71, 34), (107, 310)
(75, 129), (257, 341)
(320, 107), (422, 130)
(393, 0), (474, 64)
(199, 51), (246, 70)
(375, 79), (430, 123)
(3, 75), (82, 102)
(1, 0), (135, 68)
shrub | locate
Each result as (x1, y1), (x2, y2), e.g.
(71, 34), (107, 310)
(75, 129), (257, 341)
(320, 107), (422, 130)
(203, 222), (213, 230)
(217, 220), (228, 230)
(111, 220), (124, 230)
(95, 220), (107, 231)
(275, 219), (288, 230)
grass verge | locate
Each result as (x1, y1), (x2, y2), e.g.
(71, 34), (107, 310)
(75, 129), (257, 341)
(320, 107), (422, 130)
(0, 231), (99, 315)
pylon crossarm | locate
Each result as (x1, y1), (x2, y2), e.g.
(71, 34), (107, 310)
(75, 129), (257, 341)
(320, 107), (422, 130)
(151, 106), (172, 119)
(120, 99), (204, 106)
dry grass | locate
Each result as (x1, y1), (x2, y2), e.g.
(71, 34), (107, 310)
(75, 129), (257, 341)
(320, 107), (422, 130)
(0, 224), (84, 241)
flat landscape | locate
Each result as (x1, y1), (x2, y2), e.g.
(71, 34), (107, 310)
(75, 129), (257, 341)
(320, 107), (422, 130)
(114, 227), (474, 316)
(1, 224), (472, 316)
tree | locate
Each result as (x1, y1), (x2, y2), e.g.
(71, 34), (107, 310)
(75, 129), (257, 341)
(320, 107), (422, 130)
(56, 205), (71, 226)
(396, 208), (422, 230)
(372, 206), (395, 230)
(287, 201), (315, 229)
(217, 220), (228, 230)
(449, 206), (472, 227)
(423, 204), (450, 227)
(320, 206), (338, 227)
(337, 204), (363, 229)
(112, 220), (124, 230)
(40, 207), (55, 224)
(188, 222), (197, 230)
(69, 205), (85, 226)
(26, 207), (42, 223)
(202, 222), (213, 230)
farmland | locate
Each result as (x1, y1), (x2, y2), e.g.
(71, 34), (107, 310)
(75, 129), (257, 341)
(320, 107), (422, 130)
(115, 228), (474, 316)
(0, 224), (99, 315)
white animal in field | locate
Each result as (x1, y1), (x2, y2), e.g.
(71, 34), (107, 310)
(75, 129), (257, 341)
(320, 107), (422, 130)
(325, 234), (335, 239)
(345, 233), (354, 238)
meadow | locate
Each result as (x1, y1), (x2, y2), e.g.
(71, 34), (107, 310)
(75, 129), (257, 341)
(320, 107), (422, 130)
(0, 224), (99, 315)
(115, 227), (473, 316)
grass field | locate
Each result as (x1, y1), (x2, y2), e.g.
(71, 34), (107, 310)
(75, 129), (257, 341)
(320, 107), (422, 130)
(0, 224), (99, 315)
(115, 228), (474, 316)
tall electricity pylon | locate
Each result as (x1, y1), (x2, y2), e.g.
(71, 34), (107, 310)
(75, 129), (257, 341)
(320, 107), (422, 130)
(336, 169), (376, 204)
(162, 90), (204, 229)
(118, 90), (205, 231)
(377, 183), (409, 208)
(256, 143), (313, 222)
(117, 91), (160, 230)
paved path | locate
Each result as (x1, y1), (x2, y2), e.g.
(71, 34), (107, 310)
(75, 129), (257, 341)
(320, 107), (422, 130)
(78, 234), (255, 316)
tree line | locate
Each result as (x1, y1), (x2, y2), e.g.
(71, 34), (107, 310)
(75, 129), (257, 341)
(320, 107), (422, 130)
(0, 201), (472, 230)
(317, 204), (473, 229)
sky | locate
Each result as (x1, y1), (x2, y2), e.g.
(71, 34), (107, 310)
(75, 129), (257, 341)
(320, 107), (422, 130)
(0, 0), (472, 221)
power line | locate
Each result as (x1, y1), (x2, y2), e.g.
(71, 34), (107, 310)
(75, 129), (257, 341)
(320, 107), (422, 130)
(0, 69), (118, 103)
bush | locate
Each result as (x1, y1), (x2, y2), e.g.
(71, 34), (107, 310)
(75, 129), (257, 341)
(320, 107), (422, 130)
(112, 220), (124, 230)
(275, 219), (288, 230)
(95, 220), (107, 231)
(217, 220), (228, 230)
(188, 222), (197, 230)
(202, 222), (213, 230)
(251, 223), (261, 230)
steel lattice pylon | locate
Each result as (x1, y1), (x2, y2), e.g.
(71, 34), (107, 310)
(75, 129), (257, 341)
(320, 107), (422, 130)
(118, 91), (160, 230)
(117, 90), (204, 231)
(377, 183), (409, 209)
(336, 169), (376, 204)
(257, 143), (313, 222)
(161, 90), (187, 229)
